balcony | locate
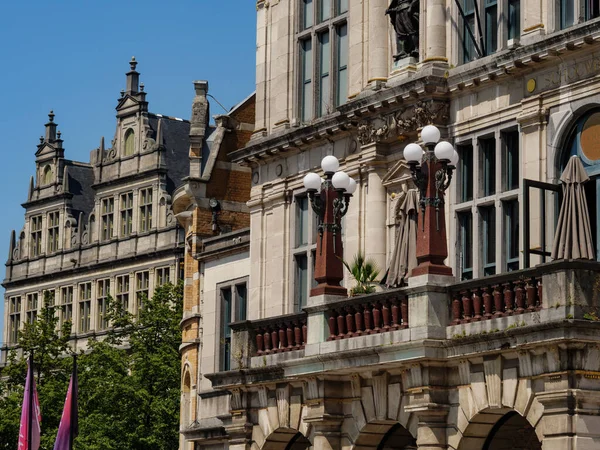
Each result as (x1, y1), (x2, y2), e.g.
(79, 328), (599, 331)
(209, 260), (600, 388)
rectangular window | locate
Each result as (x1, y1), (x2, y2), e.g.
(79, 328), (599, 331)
(101, 198), (114, 241)
(458, 212), (473, 280)
(507, 0), (521, 40)
(79, 283), (92, 333)
(303, 0), (314, 29)
(60, 286), (73, 327)
(139, 188), (153, 233)
(116, 275), (130, 313)
(97, 279), (110, 331)
(480, 206), (496, 276)
(502, 130), (519, 191)
(301, 38), (313, 122)
(156, 267), (170, 286)
(26, 293), (38, 324)
(337, 0), (348, 14)
(336, 23), (349, 107)
(459, 143), (474, 202)
(480, 137), (496, 197)
(44, 289), (56, 307)
(47, 211), (60, 253)
(120, 192), (133, 237)
(484, 0), (498, 54)
(9, 296), (21, 344)
(561, 0), (574, 29)
(504, 200), (520, 271)
(30, 215), (42, 257)
(295, 254), (309, 310)
(463, 0), (476, 63)
(136, 271), (150, 314)
(318, 31), (331, 117)
(586, 0), (600, 20)
(218, 280), (248, 371)
(320, 0), (332, 21)
(296, 196), (310, 247)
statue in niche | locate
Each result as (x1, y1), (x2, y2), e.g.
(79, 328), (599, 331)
(386, 0), (420, 60)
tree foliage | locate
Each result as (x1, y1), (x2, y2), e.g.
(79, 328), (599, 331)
(0, 283), (183, 450)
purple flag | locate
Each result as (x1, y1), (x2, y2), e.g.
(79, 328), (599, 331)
(18, 356), (41, 450)
(53, 357), (78, 450)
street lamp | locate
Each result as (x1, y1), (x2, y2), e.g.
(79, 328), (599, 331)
(303, 155), (356, 297)
(403, 125), (458, 277)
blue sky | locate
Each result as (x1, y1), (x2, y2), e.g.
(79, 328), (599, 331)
(0, 1), (257, 341)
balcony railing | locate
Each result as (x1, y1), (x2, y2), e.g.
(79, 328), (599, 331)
(449, 267), (546, 324)
(320, 288), (409, 340)
(230, 312), (307, 357)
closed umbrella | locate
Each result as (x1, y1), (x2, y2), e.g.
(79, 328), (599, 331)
(386, 189), (419, 286)
(551, 155), (594, 260)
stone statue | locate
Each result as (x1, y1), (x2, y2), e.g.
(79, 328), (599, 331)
(386, 0), (420, 60)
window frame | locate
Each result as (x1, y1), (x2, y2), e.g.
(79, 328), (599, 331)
(156, 267), (171, 287)
(120, 192), (134, 237)
(124, 128), (135, 156)
(97, 279), (110, 331)
(30, 215), (43, 258)
(292, 193), (318, 311)
(60, 286), (73, 328)
(101, 197), (115, 241)
(79, 282), (92, 333)
(479, 205), (497, 276)
(503, 198), (520, 271)
(26, 293), (39, 324)
(139, 188), (153, 233)
(47, 211), (60, 253)
(116, 274), (131, 313)
(135, 271), (150, 315)
(8, 296), (22, 344)
(217, 277), (249, 372)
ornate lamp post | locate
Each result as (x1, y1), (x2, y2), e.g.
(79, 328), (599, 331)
(404, 125), (459, 277)
(303, 155), (357, 297)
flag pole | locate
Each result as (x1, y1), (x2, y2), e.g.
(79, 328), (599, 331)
(28, 350), (34, 450)
(69, 355), (77, 450)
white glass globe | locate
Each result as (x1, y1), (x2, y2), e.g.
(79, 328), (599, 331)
(403, 143), (424, 163)
(449, 150), (459, 167)
(346, 178), (357, 195)
(321, 155), (340, 173)
(434, 141), (454, 161)
(332, 171), (350, 191)
(421, 125), (441, 145)
(303, 172), (322, 191)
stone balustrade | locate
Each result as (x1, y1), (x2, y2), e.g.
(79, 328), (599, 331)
(450, 269), (543, 324)
(322, 289), (409, 340)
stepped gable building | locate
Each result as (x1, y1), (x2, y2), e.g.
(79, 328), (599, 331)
(1, 59), (254, 364)
(180, 1), (600, 450)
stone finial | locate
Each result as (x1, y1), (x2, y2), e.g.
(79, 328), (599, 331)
(8, 230), (16, 262)
(39, 136), (44, 144)
(125, 57), (140, 94)
(120, 89), (125, 98)
(28, 176), (34, 200)
(45, 110), (57, 142)
(140, 82), (145, 92)
(48, 110), (55, 123)
(100, 136), (105, 152)
(129, 56), (137, 71)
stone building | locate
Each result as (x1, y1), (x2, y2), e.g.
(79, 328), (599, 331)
(1, 61), (254, 365)
(179, 1), (600, 450)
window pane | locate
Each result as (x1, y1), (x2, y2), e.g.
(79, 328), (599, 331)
(508, 0), (520, 39)
(303, 0), (314, 29)
(458, 212), (473, 280)
(236, 284), (247, 321)
(459, 144), (474, 202)
(503, 130), (519, 191)
(587, 0), (600, 20)
(296, 254), (308, 310)
(221, 288), (232, 371)
(337, 0), (348, 14)
(504, 200), (520, 271)
(296, 196), (309, 247)
(480, 138), (496, 196)
(561, 0), (574, 29)
(480, 206), (496, 276)
(320, 0), (331, 21)
(485, 1), (498, 54)
(301, 39), (313, 122)
(319, 31), (330, 117)
(336, 23), (348, 107)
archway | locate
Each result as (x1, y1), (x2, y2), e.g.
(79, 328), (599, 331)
(458, 409), (541, 450)
(262, 429), (310, 450)
(354, 422), (416, 450)
(181, 369), (192, 427)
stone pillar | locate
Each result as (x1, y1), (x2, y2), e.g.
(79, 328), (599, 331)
(365, 167), (388, 276)
(368, 0), (390, 87)
(423, 0), (447, 63)
(521, 0), (544, 42)
(407, 284), (450, 340)
(307, 417), (343, 450)
(348, 0), (365, 99)
(405, 405), (449, 450)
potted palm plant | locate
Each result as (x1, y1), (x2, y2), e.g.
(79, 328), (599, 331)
(342, 253), (381, 296)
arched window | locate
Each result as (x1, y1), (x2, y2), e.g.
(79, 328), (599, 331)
(182, 369), (192, 427)
(124, 129), (135, 156)
(42, 165), (53, 185)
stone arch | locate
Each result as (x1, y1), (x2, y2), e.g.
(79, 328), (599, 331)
(262, 429), (311, 450)
(42, 165), (53, 185)
(352, 422), (416, 450)
(456, 409), (541, 450)
(181, 365), (192, 428)
(124, 128), (135, 156)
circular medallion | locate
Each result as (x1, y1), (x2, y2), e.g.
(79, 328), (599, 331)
(252, 171), (260, 185)
(581, 112), (600, 161)
(526, 78), (536, 93)
(276, 164), (283, 177)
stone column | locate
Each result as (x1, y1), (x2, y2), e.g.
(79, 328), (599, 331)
(368, 0), (390, 87)
(521, 0), (544, 42)
(423, 0), (447, 63)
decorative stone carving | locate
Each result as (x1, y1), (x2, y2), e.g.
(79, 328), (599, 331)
(257, 386), (268, 409)
(357, 117), (391, 145)
(386, 0), (420, 60)
(231, 388), (246, 411)
(303, 377), (319, 401)
(484, 356), (502, 408)
(276, 385), (290, 428)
